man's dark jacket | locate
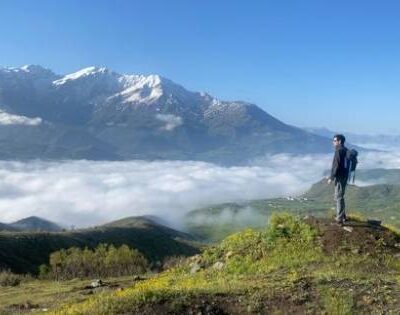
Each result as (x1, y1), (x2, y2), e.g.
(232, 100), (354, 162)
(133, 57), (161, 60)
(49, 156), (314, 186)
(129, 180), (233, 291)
(330, 145), (348, 182)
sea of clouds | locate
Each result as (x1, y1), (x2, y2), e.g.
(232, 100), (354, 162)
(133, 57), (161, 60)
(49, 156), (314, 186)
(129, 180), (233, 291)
(0, 148), (400, 228)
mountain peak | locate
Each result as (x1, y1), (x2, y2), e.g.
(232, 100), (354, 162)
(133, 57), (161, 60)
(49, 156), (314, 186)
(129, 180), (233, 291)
(51, 67), (178, 105)
(53, 66), (112, 85)
(0, 64), (55, 76)
(20, 64), (50, 73)
(76, 66), (109, 75)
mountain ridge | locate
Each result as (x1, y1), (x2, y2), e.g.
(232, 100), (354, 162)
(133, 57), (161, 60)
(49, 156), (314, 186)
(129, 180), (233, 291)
(0, 65), (333, 165)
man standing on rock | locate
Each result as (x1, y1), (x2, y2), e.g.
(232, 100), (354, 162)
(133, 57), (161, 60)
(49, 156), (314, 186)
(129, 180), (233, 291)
(327, 134), (348, 225)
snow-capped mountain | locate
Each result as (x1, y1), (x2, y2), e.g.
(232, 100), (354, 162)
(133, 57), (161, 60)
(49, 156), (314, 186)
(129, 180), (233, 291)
(0, 65), (332, 164)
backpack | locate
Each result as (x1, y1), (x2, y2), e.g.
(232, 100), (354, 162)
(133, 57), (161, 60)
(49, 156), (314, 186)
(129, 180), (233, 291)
(346, 149), (358, 183)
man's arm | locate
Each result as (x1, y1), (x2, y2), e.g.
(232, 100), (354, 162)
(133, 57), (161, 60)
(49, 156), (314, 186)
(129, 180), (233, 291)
(330, 150), (340, 181)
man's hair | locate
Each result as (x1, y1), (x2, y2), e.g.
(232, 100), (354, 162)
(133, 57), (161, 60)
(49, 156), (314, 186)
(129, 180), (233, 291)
(333, 134), (346, 144)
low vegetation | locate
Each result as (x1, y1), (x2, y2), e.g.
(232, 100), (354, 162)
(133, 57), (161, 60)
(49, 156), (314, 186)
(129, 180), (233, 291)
(0, 270), (25, 287)
(45, 213), (400, 314)
(42, 243), (148, 281)
(0, 276), (143, 314)
(0, 216), (200, 275)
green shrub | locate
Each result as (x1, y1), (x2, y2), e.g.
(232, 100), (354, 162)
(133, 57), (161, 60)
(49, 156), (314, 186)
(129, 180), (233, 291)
(220, 229), (263, 252)
(265, 212), (316, 245)
(224, 255), (262, 274)
(322, 288), (354, 315)
(201, 214), (319, 273)
(201, 228), (266, 267)
(38, 264), (51, 279)
(48, 243), (148, 280)
(0, 270), (22, 287)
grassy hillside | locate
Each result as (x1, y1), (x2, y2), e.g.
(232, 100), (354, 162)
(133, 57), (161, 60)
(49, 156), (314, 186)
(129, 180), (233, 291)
(45, 213), (400, 314)
(184, 178), (400, 242)
(0, 223), (19, 232)
(305, 180), (400, 208)
(0, 275), (143, 314)
(356, 168), (400, 184)
(0, 216), (200, 275)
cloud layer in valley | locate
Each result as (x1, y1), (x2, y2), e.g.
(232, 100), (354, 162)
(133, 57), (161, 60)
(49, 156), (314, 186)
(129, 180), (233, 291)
(0, 149), (400, 228)
(0, 110), (42, 126)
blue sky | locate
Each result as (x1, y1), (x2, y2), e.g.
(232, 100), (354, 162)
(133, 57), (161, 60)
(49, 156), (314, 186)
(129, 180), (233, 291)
(1, 0), (400, 134)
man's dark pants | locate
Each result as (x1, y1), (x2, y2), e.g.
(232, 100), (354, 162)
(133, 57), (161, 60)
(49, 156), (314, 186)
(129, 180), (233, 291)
(334, 178), (347, 222)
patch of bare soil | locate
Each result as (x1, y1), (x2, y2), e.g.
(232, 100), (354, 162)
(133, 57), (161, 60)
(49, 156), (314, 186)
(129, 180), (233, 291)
(7, 301), (39, 312)
(304, 216), (400, 256)
(126, 279), (317, 315)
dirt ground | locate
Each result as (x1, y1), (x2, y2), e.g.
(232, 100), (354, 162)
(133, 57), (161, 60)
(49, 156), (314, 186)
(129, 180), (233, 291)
(304, 216), (400, 256)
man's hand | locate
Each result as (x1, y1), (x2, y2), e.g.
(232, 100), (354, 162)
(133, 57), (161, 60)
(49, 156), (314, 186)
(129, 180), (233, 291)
(327, 178), (332, 184)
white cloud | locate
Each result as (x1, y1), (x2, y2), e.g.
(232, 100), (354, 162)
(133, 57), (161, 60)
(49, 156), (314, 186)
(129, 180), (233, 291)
(0, 110), (42, 126)
(155, 114), (182, 131)
(0, 150), (399, 228)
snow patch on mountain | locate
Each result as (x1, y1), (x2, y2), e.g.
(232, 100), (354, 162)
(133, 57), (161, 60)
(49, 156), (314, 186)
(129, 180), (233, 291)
(156, 114), (183, 131)
(0, 65), (55, 77)
(20, 65), (51, 73)
(0, 110), (42, 126)
(119, 74), (164, 103)
(52, 66), (110, 85)
(53, 67), (166, 104)
(211, 98), (222, 107)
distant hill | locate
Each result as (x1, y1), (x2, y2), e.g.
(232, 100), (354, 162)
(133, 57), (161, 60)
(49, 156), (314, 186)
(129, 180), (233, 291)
(103, 215), (170, 229)
(0, 216), (63, 232)
(356, 168), (400, 185)
(0, 222), (20, 232)
(0, 216), (200, 274)
(303, 179), (400, 217)
(9, 216), (63, 232)
(103, 215), (195, 240)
